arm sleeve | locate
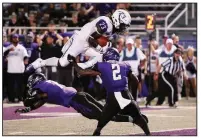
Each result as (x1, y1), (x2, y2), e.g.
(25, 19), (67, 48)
(72, 61), (101, 76)
(77, 56), (100, 69)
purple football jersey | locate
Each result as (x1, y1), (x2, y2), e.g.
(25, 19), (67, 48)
(33, 80), (77, 107)
(97, 62), (131, 93)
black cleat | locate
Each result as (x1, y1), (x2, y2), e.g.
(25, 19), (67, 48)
(93, 131), (101, 136)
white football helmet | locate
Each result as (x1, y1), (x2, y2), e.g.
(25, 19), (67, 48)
(111, 9), (131, 33)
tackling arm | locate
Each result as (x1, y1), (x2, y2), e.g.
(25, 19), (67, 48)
(68, 55), (101, 76)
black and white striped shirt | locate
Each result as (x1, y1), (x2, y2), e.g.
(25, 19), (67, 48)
(161, 57), (185, 76)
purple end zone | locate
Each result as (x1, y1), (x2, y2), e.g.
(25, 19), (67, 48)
(131, 129), (197, 136)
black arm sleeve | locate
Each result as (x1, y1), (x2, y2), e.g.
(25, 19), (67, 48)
(73, 61), (101, 76)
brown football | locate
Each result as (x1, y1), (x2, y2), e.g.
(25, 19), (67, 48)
(97, 36), (109, 47)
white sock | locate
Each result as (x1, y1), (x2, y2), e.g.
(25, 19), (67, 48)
(44, 57), (59, 67)
(128, 116), (134, 122)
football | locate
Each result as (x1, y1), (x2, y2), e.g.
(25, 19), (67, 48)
(97, 36), (109, 47)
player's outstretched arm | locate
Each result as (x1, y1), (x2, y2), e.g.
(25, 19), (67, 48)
(15, 100), (46, 113)
(68, 55), (101, 76)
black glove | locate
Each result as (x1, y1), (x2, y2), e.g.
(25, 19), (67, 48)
(67, 55), (76, 63)
(15, 107), (31, 113)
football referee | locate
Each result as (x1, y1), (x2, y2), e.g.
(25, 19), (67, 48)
(147, 48), (187, 107)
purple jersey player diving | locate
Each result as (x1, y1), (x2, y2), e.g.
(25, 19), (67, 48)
(15, 69), (141, 124)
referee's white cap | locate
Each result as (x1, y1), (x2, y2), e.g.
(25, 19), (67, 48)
(166, 38), (173, 44)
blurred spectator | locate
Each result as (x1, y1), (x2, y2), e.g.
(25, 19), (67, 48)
(77, 7), (90, 27)
(68, 3), (81, 12)
(81, 3), (97, 19)
(185, 46), (196, 99)
(40, 21), (63, 44)
(3, 31), (11, 103)
(172, 35), (184, 50)
(67, 12), (79, 27)
(145, 40), (159, 103)
(17, 7), (28, 26)
(40, 13), (50, 27)
(159, 35), (168, 50)
(120, 38), (146, 101)
(40, 34), (62, 81)
(134, 35), (143, 50)
(8, 13), (19, 35)
(21, 32), (40, 64)
(3, 34), (28, 103)
(96, 3), (116, 16)
(57, 33), (73, 86)
(172, 34), (184, 100)
(116, 3), (128, 9)
(27, 13), (36, 27)
(116, 37), (125, 58)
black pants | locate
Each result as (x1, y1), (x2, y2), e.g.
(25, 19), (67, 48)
(3, 70), (8, 99)
(93, 90), (150, 136)
(145, 73), (157, 96)
(157, 72), (178, 106)
(7, 73), (24, 102)
(146, 72), (178, 106)
(57, 68), (73, 87)
(128, 74), (139, 101)
(70, 92), (102, 120)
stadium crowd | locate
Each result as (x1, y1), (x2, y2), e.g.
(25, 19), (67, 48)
(3, 3), (196, 106)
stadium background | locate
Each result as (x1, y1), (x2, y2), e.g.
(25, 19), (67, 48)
(2, 3), (197, 136)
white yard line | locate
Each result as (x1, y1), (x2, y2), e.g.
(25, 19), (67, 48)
(8, 132), (25, 135)
(132, 127), (196, 135)
(145, 114), (185, 118)
(60, 132), (77, 135)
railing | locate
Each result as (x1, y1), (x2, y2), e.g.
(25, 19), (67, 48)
(156, 27), (197, 42)
(164, 4), (189, 35)
(130, 4), (177, 7)
(3, 26), (196, 39)
(3, 26), (148, 35)
(164, 4), (182, 35)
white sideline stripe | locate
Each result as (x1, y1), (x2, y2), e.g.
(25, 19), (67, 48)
(140, 106), (196, 109)
(132, 127), (196, 135)
(145, 114), (185, 118)
(4, 113), (81, 122)
(21, 112), (80, 117)
(60, 132), (77, 135)
(8, 132), (25, 135)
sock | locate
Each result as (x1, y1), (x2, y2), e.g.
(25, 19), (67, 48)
(128, 116), (134, 122)
(44, 57), (59, 66)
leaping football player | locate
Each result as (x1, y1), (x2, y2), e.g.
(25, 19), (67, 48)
(26, 9), (131, 72)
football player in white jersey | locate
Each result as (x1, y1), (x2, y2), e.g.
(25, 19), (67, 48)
(26, 9), (131, 72)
